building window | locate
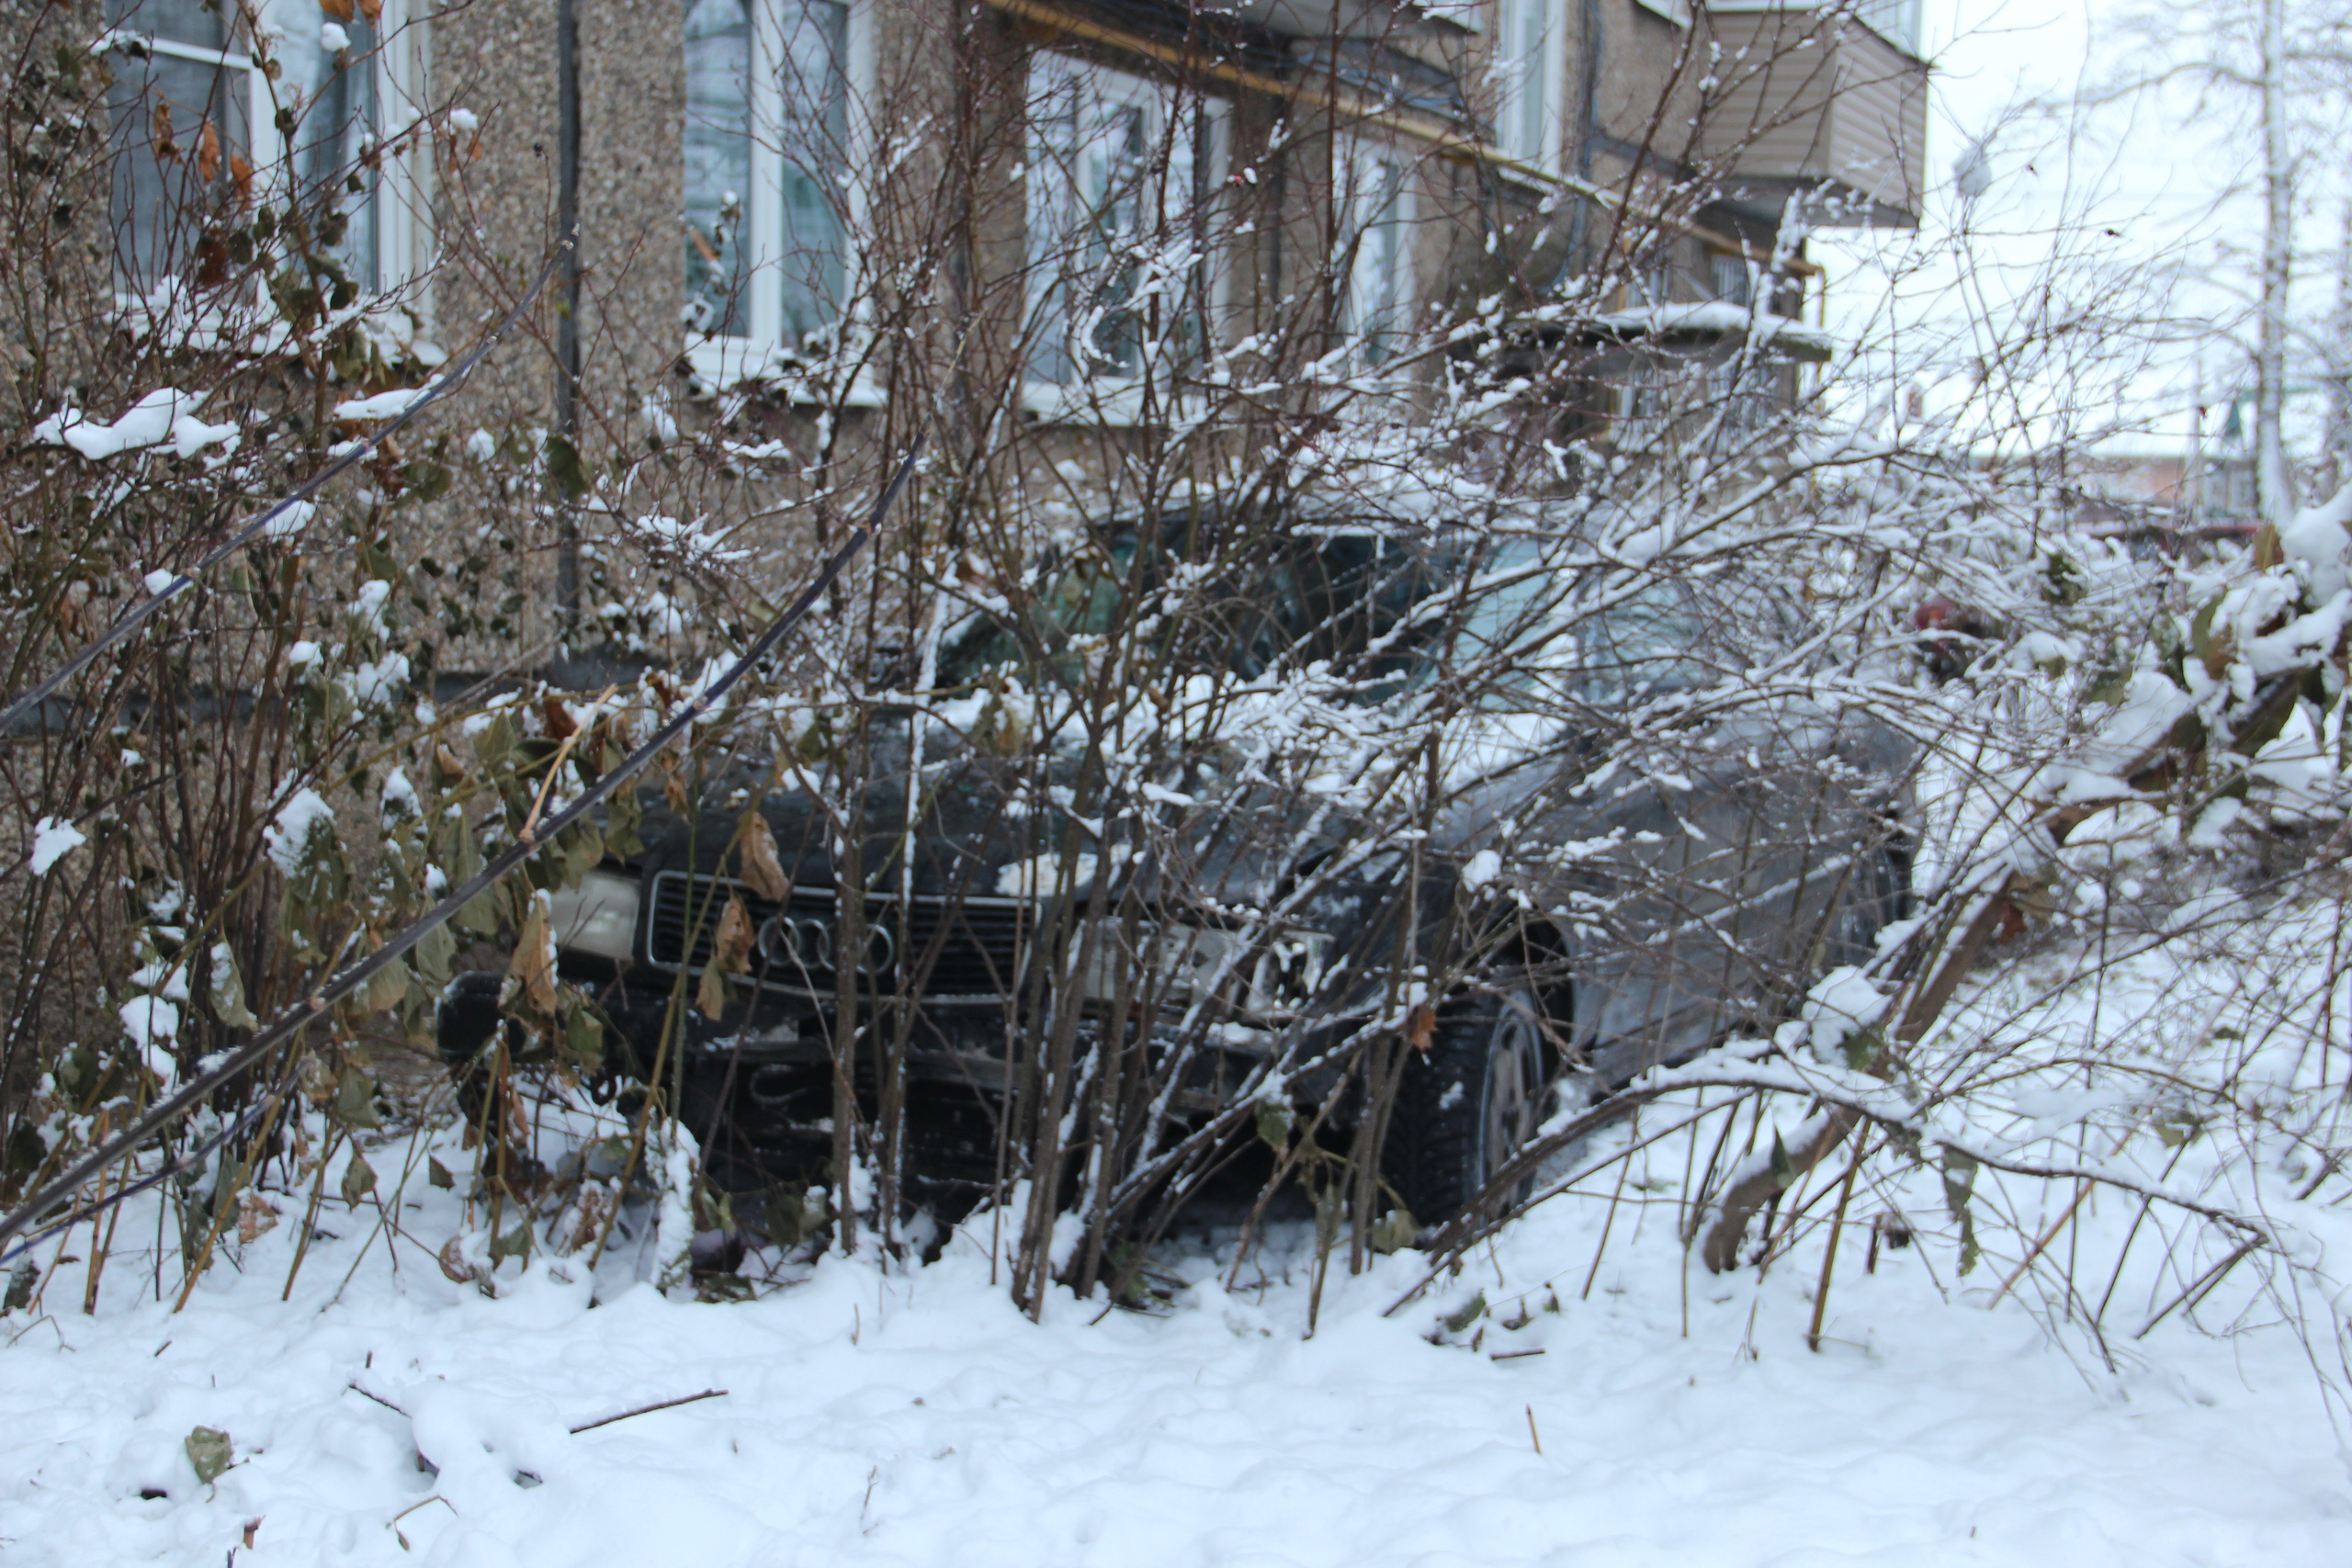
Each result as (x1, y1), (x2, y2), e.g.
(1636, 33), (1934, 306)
(1495, 0), (1564, 171)
(107, 0), (412, 298)
(1710, 252), (1753, 308)
(684, 0), (859, 357)
(1024, 55), (1222, 389)
(1339, 144), (1415, 365)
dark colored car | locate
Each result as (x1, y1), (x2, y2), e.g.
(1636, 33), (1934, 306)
(441, 520), (1910, 1224)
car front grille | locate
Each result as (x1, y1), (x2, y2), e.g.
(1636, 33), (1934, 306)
(645, 871), (1027, 1005)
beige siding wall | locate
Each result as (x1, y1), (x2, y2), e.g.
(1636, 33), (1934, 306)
(1826, 28), (1927, 214)
(1693, 8), (1927, 221)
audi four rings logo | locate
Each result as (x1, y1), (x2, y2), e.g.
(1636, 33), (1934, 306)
(759, 912), (895, 975)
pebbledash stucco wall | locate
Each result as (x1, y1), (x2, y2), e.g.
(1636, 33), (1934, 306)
(422, 0), (685, 440)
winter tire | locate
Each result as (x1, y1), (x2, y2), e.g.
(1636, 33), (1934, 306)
(1384, 980), (1549, 1226)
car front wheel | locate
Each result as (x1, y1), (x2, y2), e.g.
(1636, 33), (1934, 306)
(1383, 981), (1548, 1228)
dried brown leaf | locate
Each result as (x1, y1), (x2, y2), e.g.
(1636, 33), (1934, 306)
(234, 1191), (277, 1246)
(1404, 1004), (1437, 1052)
(696, 897), (755, 1020)
(739, 813), (787, 901)
(509, 894), (560, 1015)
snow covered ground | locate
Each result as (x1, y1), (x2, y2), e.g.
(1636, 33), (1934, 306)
(5, 1104), (2346, 1568)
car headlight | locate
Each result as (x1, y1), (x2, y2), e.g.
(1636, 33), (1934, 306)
(1076, 920), (1327, 1015)
(548, 869), (640, 964)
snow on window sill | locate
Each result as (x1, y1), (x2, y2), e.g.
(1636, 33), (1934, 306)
(1019, 378), (1160, 428)
(684, 337), (887, 410)
(107, 287), (439, 369)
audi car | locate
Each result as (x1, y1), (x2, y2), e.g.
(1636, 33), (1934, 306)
(440, 517), (1911, 1224)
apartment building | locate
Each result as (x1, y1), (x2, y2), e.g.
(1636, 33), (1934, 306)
(92, 1), (1929, 522)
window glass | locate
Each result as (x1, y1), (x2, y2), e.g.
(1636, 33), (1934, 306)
(1340, 149), (1411, 363)
(107, 0), (384, 295)
(684, 0), (850, 349)
(684, 0), (753, 336)
(1711, 253), (1752, 307)
(1497, 0), (1555, 166)
(273, 8), (380, 292)
(937, 537), (1143, 686)
(775, 0), (848, 344)
(107, 0), (249, 289)
(1025, 60), (1194, 385)
(1454, 540), (1554, 663)
(110, 0), (228, 48)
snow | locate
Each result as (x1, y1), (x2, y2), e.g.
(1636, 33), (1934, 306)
(2281, 487), (2352, 602)
(1801, 964), (1886, 1059)
(27, 816), (84, 874)
(996, 851), (1098, 897)
(622, 513), (749, 567)
(117, 996), (178, 1062)
(1460, 848), (1503, 889)
(258, 500), (317, 544)
(333, 389), (430, 423)
(350, 579), (393, 637)
(6, 879), (2350, 1562)
(264, 788), (336, 873)
(340, 653), (411, 708)
(33, 389), (238, 460)
(380, 768), (419, 825)
(1586, 302), (1840, 360)
(0, 1121), (2342, 1568)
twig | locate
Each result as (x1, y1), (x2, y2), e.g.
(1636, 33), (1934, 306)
(345, 1382), (408, 1416)
(390, 1495), (455, 1551)
(568, 1387), (728, 1434)
(0, 440), (925, 1256)
(1988, 1179), (2094, 1310)
(1805, 1148), (1863, 1352)
(0, 244), (572, 738)
(2134, 1239), (2260, 1340)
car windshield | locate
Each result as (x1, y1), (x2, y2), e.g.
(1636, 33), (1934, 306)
(935, 529), (1713, 703)
(935, 536), (1144, 683)
(936, 531), (1454, 691)
(1580, 580), (1710, 699)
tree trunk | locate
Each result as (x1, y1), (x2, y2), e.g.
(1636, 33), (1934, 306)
(2256, 0), (2294, 524)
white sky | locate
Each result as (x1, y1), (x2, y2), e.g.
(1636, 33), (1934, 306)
(1808, 0), (2327, 456)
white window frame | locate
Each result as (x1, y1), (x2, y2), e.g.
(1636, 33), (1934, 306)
(1493, 0), (1567, 173)
(106, 1), (425, 309)
(1022, 52), (1227, 421)
(1337, 139), (1417, 368)
(684, 0), (876, 392)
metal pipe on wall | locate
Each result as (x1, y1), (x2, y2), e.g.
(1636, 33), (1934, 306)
(554, 0), (583, 629)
